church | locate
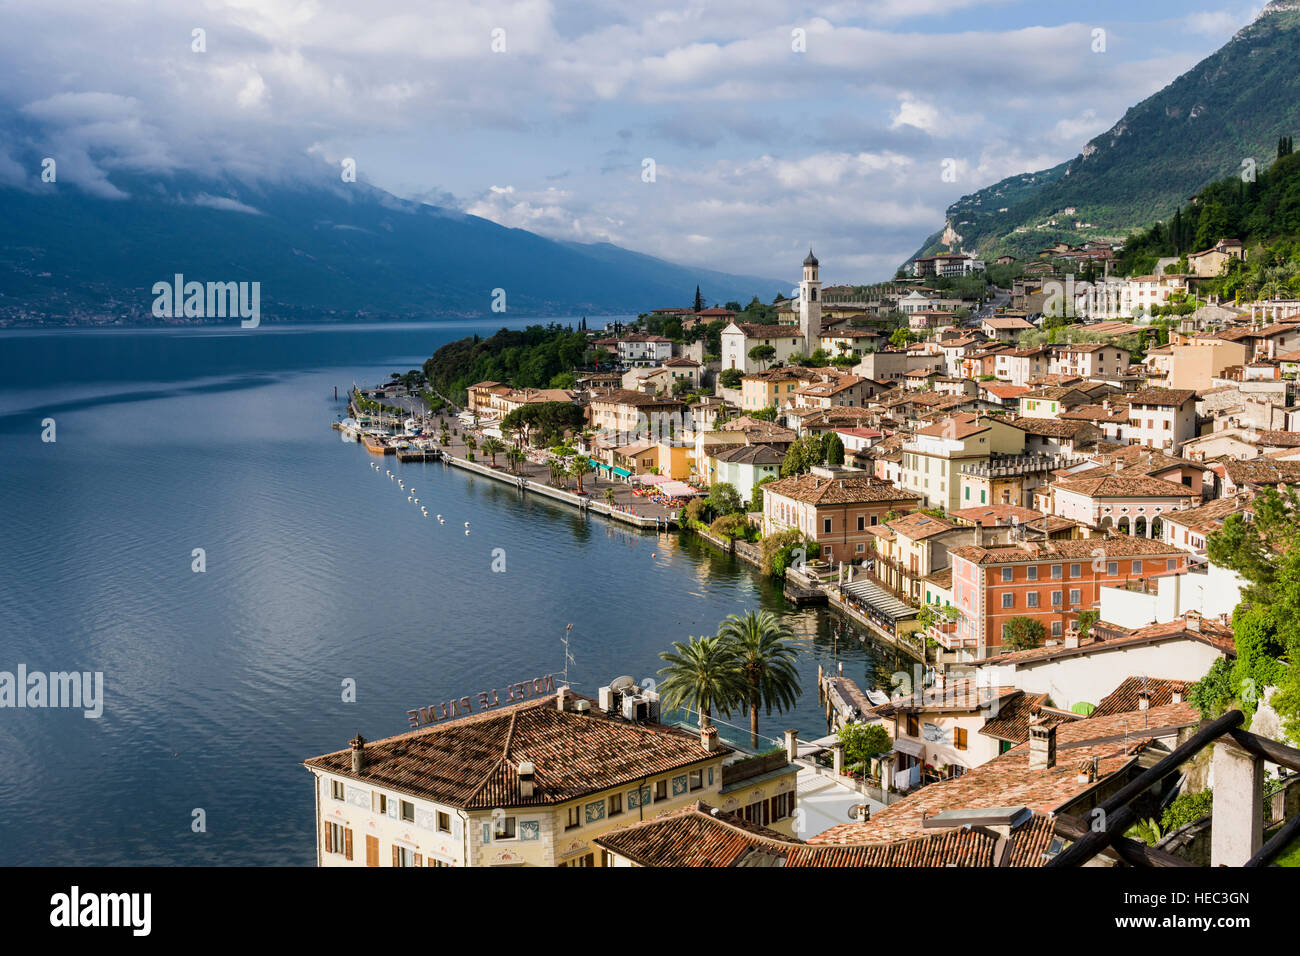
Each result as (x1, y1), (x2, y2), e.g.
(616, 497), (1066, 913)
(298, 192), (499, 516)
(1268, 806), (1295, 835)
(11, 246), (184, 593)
(720, 249), (823, 373)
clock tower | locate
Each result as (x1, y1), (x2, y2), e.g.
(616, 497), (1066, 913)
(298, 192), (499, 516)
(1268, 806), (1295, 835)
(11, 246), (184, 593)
(799, 248), (822, 354)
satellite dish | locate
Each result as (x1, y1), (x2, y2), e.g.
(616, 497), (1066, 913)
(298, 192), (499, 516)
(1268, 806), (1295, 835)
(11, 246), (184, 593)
(610, 675), (636, 693)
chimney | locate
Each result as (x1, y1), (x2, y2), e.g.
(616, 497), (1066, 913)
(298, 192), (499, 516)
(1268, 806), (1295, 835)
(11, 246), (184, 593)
(349, 733), (366, 775)
(785, 728), (799, 763)
(1028, 717), (1057, 770)
(1172, 689), (1183, 705)
(517, 760), (536, 798)
(701, 724), (719, 752)
(556, 686), (574, 711)
(1138, 691), (1151, 711)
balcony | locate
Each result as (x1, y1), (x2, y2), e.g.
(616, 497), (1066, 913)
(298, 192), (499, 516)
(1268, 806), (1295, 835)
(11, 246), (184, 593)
(960, 452), (1081, 479)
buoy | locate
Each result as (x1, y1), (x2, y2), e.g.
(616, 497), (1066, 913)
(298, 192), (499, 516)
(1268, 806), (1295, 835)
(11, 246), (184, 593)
(436, 515), (442, 520)
(464, 522), (470, 528)
(465, 529), (471, 535)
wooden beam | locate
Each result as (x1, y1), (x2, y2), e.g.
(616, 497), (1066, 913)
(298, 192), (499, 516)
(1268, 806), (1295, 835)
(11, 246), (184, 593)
(1054, 813), (1195, 868)
(1244, 811), (1300, 868)
(1228, 728), (1300, 774)
(1046, 711), (1244, 867)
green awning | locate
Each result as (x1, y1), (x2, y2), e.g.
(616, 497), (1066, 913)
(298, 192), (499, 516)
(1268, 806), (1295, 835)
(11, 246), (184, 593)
(612, 466), (632, 477)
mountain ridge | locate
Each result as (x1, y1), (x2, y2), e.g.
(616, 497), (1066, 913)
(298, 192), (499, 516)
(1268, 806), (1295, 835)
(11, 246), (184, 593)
(908, 1), (1300, 266)
(0, 163), (785, 327)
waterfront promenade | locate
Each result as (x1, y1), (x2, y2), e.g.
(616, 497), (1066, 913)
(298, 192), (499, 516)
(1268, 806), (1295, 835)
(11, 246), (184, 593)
(345, 392), (680, 530)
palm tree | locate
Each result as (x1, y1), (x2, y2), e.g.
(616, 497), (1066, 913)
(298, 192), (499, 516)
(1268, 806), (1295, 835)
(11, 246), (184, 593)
(569, 457), (594, 494)
(657, 635), (742, 729)
(603, 486), (617, 507)
(717, 610), (801, 748)
(481, 437), (505, 467)
(548, 458), (566, 487)
(506, 447), (525, 475)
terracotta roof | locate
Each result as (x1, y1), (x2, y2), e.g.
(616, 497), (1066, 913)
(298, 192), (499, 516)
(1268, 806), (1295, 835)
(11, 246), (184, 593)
(734, 323), (803, 338)
(974, 613), (1235, 666)
(886, 511), (958, 541)
(590, 388), (685, 408)
(1091, 677), (1194, 719)
(980, 693), (1084, 744)
(1126, 388), (1196, 407)
(811, 702), (1199, 844)
(592, 800), (1058, 867)
(1004, 416), (1094, 438)
(1224, 458), (1300, 488)
(948, 504), (1044, 527)
(303, 695), (727, 810)
(1053, 472), (1195, 499)
(949, 537), (1184, 566)
(915, 413), (989, 440)
(713, 444), (783, 466)
(764, 474), (920, 507)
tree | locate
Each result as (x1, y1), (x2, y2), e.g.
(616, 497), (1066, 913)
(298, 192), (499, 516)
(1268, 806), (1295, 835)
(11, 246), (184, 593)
(568, 456), (594, 494)
(694, 285), (705, 312)
(657, 635), (742, 729)
(1003, 616), (1046, 650)
(780, 434), (824, 477)
(837, 722), (892, 775)
(603, 486), (617, 507)
(717, 611), (801, 748)
(889, 327), (913, 349)
(1076, 609), (1099, 641)
(719, 368), (743, 389)
(707, 481), (743, 516)
(823, 431), (845, 466)
(751, 476), (776, 511)
(480, 436), (505, 467)
(748, 344), (777, 369)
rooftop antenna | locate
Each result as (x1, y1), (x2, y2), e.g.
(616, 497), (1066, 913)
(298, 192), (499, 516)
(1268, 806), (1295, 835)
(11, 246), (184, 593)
(561, 623), (575, 689)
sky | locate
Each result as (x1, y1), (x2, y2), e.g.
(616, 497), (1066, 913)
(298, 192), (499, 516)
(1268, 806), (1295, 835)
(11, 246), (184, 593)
(0, 0), (1269, 284)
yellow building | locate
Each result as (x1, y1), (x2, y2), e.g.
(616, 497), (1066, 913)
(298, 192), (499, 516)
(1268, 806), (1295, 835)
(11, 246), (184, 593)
(304, 689), (798, 867)
(740, 369), (810, 412)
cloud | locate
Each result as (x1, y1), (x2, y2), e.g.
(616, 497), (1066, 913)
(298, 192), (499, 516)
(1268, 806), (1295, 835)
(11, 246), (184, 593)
(189, 194), (266, 215)
(0, 0), (1246, 277)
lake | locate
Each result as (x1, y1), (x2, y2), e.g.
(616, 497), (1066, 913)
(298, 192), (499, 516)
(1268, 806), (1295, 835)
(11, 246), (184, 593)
(0, 320), (907, 865)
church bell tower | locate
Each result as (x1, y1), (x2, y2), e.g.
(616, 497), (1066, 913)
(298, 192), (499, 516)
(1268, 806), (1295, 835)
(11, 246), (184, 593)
(799, 248), (822, 353)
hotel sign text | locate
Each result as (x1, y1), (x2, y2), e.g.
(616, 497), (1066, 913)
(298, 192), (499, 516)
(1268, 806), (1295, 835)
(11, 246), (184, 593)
(406, 675), (557, 729)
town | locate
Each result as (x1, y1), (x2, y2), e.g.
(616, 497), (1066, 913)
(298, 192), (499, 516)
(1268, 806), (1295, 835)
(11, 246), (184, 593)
(310, 218), (1300, 868)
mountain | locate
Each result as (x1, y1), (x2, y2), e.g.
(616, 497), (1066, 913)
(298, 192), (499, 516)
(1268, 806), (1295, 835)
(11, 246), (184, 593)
(0, 167), (784, 327)
(910, 1), (1300, 264)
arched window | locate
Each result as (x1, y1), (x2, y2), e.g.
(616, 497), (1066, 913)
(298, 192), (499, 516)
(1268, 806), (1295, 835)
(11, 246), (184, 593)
(1133, 516), (1147, 537)
(1117, 516), (1130, 534)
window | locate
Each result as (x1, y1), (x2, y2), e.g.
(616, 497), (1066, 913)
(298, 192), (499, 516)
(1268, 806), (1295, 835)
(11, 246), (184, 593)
(1132, 560), (1142, 574)
(1051, 564), (1063, 579)
(566, 805), (581, 830)
(1027, 566), (1038, 581)
(1070, 563), (1081, 577)
(324, 822), (350, 858)
(1051, 621), (1063, 637)
(769, 792), (794, 822)
(494, 816), (517, 839)
(1001, 593), (1014, 609)
(870, 515), (879, 526)
(331, 780), (344, 801)
(654, 779), (668, 802)
(1167, 559), (1177, 571)
(857, 516), (865, 531)
(1001, 567), (1013, 583)
(689, 770), (704, 792)
(1051, 590), (1062, 606)
(400, 800), (414, 823)
(855, 543), (865, 553)
(437, 811), (451, 833)
(394, 845), (415, 867)
(1069, 588), (1081, 605)
(906, 714), (920, 738)
(372, 792), (387, 815)
(560, 853), (596, 868)
(608, 793), (623, 817)
(1107, 561), (1118, 576)
(823, 517), (832, 534)
(954, 727), (968, 751)
(1026, 592), (1039, 608)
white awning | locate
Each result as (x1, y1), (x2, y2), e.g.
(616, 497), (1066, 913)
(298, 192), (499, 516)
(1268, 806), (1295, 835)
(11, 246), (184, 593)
(892, 737), (925, 759)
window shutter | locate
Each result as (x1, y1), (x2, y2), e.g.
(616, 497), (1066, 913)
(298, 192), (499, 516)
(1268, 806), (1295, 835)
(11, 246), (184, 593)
(393, 845), (400, 867)
(323, 821), (333, 854)
(414, 853), (423, 867)
(344, 828), (353, 861)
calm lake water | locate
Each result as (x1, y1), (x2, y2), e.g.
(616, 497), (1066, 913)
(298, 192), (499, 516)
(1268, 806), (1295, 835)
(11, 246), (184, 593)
(0, 320), (908, 865)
